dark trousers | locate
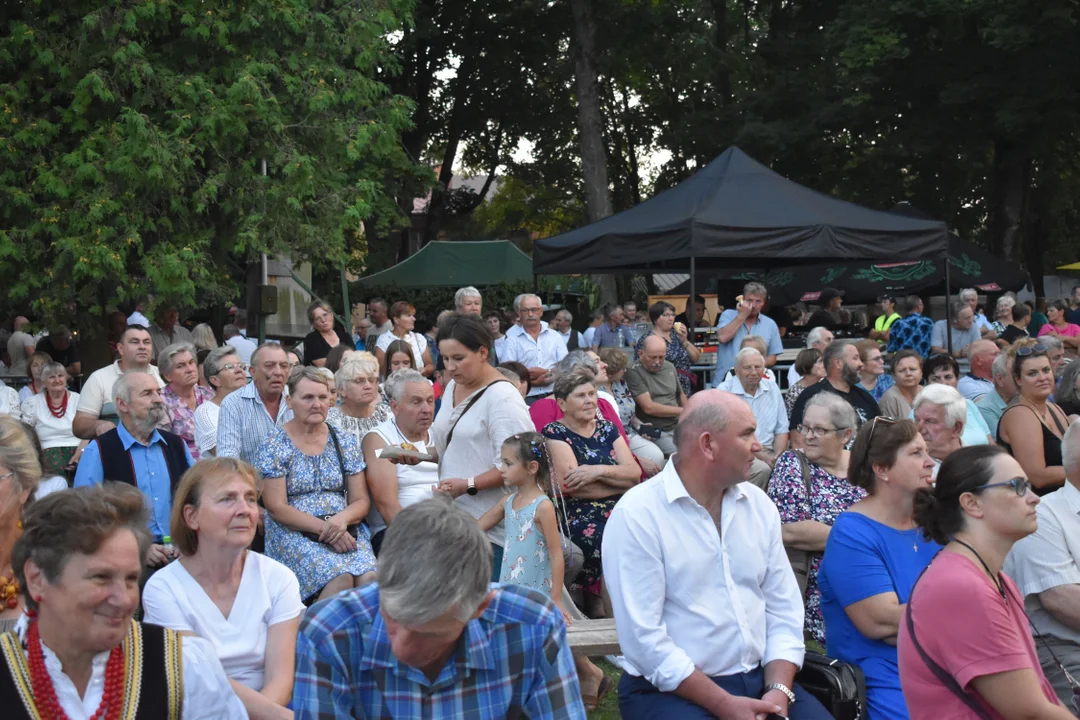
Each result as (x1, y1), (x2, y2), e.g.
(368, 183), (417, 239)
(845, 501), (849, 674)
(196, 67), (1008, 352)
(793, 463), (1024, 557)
(618, 666), (833, 720)
(491, 543), (504, 583)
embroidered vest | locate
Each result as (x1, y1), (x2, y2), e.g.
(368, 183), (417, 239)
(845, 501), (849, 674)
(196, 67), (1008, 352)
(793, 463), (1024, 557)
(0, 620), (183, 720)
(95, 428), (189, 497)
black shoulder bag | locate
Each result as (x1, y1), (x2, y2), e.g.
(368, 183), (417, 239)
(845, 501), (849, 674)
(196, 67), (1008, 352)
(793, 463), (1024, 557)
(300, 423), (363, 543)
(796, 652), (868, 720)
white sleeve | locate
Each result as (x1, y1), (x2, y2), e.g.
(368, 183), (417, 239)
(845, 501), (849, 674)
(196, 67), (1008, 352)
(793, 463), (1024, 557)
(485, 385), (535, 468)
(758, 496), (807, 668)
(76, 374), (104, 417)
(181, 635), (250, 719)
(20, 399), (36, 427)
(142, 572), (195, 633)
(1006, 504), (1080, 597)
(4, 388), (22, 422)
(375, 332), (392, 353)
(194, 404), (217, 455)
(263, 556), (306, 626)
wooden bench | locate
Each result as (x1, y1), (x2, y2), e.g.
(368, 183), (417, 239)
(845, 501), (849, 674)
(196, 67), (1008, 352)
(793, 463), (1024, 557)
(566, 618), (621, 657)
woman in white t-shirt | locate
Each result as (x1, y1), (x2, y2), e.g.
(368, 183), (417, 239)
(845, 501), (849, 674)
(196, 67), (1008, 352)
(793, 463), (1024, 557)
(143, 457), (304, 718)
(374, 301), (434, 379)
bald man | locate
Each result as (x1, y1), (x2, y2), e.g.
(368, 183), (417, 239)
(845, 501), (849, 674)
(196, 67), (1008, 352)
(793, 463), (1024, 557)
(957, 339), (999, 401)
(602, 390), (829, 719)
(625, 334), (686, 456)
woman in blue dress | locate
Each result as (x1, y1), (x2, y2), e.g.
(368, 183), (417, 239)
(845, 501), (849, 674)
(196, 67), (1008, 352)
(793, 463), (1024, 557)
(634, 301), (701, 397)
(818, 417), (941, 720)
(257, 367), (377, 602)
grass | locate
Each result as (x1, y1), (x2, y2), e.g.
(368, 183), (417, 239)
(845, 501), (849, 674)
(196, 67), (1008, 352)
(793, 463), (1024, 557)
(590, 658), (623, 719)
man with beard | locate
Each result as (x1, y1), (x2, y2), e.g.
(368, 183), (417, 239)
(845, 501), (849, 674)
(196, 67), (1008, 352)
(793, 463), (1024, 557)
(788, 340), (881, 449)
(75, 370), (193, 569)
(362, 368), (438, 555)
(217, 342), (293, 464)
(73, 324), (164, 439)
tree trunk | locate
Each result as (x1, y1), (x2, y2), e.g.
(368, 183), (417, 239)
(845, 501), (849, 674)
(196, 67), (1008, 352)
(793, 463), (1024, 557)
(989, 137), (1032, 266)
(710, 0), (732, 107)
(570, 0), (617, 305)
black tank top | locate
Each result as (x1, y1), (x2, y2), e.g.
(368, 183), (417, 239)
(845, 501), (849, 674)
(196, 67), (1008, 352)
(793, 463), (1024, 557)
(997, 403), (1067, 495)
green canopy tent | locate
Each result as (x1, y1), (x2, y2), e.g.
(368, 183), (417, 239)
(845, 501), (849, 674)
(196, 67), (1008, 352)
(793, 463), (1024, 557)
(355, 240), (534, 289)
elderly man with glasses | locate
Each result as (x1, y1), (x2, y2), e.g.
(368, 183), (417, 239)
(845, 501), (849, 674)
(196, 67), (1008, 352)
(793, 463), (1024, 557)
(501, 294), (567, 403)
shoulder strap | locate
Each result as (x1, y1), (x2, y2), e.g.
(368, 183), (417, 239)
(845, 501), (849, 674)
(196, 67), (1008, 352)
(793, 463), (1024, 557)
(794, 450), (813, 497)
(445, 380), (511, 449)
(327, 423), (347, 485)
(1049, 404), (1069, 434)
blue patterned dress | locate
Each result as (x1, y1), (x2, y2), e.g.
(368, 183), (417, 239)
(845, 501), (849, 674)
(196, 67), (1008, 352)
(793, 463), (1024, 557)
(256, 425), (376, 599)
(500, 494), (554, 593)
(542, 419), (622, 597)
(635, 329), (695, 396)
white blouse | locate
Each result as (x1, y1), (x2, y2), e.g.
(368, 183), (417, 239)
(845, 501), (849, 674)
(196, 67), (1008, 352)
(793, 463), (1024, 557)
(142, 552), (304, 692)
(193, 400), (221, 455)
(0, 384), (22, 422)
(11, 614), (248, 719)
(375, 330), (427, 370)
(20, 391), (80, 449)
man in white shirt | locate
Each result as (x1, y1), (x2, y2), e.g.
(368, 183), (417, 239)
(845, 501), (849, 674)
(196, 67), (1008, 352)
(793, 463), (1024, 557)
(602, 389), (830, 719)
(718, 348), (788, 489)
(73, 325), (164, 439)
(223, 323), (257, 365)
(581, 308), (605, 349)
(500, 293), (567, 402)
(1004, 420), (1080, 707)
(787, 326), (833, 387)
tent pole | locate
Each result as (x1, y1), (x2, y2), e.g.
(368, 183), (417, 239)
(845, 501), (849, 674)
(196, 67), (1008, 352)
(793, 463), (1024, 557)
(944, 251), (953, 357)
(689, 257), (697, 333)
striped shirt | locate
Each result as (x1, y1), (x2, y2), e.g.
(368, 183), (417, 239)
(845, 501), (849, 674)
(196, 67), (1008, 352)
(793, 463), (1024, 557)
(216, 381), (292, 465)
(293, 582), (586, 720)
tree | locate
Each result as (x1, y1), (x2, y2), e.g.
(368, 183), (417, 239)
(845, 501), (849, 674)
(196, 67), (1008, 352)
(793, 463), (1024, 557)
(0, 0), (419, 333)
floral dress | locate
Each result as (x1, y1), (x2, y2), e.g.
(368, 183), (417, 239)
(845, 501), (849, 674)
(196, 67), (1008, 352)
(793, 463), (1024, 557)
(767, 450), (867, 645)
(161, 384), (215, 460)
(542, 419), (623, 597)
(611, 380), (640, 437)
(255, 426), (376, 600)
(635, 330), (694, 396)
(785, 381), (810, 417)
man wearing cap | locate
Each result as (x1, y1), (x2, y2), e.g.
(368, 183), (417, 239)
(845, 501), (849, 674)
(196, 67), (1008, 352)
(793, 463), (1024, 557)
(804, 289), (843, 331)
(868, 295), (901, 342)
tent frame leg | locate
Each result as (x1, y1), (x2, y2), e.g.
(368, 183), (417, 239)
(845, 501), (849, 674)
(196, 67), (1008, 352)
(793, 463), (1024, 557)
(944, 254), (953, 357)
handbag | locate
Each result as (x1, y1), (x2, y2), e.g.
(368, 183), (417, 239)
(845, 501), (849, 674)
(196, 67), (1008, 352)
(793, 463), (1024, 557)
(796, 652), (868, 720)
(300, 424), (363, 543)
(785, 450), (814, 597)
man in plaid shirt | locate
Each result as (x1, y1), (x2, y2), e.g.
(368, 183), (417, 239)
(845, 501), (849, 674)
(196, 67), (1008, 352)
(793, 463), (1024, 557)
(294, 500), (586, 719)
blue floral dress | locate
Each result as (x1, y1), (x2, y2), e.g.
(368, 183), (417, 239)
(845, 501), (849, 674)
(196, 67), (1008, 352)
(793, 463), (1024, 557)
(767, 450), (867, 645)
(255, 425), (376, 599)
(635, 330), (694, 396)
(500, 494), (554, 593)
(542, 419), (622, 597)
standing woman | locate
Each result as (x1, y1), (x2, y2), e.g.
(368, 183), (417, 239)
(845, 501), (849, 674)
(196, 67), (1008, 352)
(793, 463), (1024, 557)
(1039, 299), (1080, 358)
(375, 301), (434, 378)
(857, 339), (895, 401)
(899, 445), (1070, 719)
(303, 300), (354, 368)
(19, 361), (87, 482)
(430, 314), (533, 578)
(633, 301), (701, 396)
(257, 366), (377, 602)
(0, 416), (41, 634)
(998, 341), (1071, 494)
(878, 350), (924, 419)
(817, 417), (940, 720)
(786, 348), (825, 416)
(17, 352), (50, 403)
(327, 355), (391, 444)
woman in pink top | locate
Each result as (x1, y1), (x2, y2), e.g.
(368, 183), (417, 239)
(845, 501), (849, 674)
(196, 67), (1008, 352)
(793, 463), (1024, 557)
(899, 445), (1073, 719)
(1038, 300), (1080, 358)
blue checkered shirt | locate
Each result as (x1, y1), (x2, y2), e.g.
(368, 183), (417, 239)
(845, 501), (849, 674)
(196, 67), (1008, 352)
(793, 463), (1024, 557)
(294, 582), (586, 720)
(886, 312), (936, 356)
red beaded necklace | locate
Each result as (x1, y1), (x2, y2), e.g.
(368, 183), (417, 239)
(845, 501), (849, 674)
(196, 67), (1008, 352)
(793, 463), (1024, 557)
(26, 616), (125, 720)
(46, 391), (68, 419)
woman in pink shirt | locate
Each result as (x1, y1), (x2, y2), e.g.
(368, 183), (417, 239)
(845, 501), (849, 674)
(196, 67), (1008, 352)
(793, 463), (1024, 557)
(1038, 300), (1080, 358)
(899, 445), (1074, 719)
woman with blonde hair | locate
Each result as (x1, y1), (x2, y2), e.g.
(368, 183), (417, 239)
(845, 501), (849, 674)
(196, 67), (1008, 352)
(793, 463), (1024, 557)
(0, 416), (42, 634)
(327, 354), (391, 443)
(191, 322), (219, 352)
(144, 457), (304, 719)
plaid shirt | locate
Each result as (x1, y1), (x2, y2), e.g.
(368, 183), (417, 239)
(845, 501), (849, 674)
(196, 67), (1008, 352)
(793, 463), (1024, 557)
(886, 312), (936, 356)
(294, 583), (586, 720)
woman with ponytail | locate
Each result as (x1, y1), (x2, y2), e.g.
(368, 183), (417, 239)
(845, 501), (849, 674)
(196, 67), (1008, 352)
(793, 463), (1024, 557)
(898, 445), (1073, 718)
(817, 417), (940, 719)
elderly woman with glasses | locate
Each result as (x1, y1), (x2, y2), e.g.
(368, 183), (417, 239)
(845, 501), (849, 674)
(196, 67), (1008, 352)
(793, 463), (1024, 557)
(19, 361), (87, 481)
(159, 342), (215, 460)
(193, 346), (249, 458)
(257, 366), (377, 603)
(768, 392), (865, 645)
(327, 353), (392, 443)
(818, 417), (940, 720)
(998, 340), (1072, 495)
(899, 446), (1072, 719)
(144, 458), (304, 719)
(633, 301), (701, 396)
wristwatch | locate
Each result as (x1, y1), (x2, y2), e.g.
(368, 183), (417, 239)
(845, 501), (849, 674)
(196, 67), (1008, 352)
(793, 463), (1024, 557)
(764, 682), (796, 706)
(466, 477), (478, 496)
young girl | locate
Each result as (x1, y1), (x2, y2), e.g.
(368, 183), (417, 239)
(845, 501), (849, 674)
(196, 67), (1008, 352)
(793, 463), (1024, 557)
(384, 339), (416, 377)
(479, 432), (566, 612)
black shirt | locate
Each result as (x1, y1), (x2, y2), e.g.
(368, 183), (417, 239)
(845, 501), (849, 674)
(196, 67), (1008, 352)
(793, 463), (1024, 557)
(303, 328), (355, 365)
(788, 378), (882, 432)
(999, 325), (1028, 345)
(804, 309), (838, 332)
(35, 335), (79, 368)
(766, 305), (794, 335)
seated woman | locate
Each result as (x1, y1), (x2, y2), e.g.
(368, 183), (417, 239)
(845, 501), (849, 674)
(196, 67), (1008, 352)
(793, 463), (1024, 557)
(919, 354), (993, 446)
(0, 416), (42, 634)
(543, 371), (640, 617)
(998, 340), (1071, 495)
(768, 393), (865, 646)
(856, 339), (894, 401)
(912, 384), (966, 474)
(818, 417), (940, 720)
(530, 351), (629, 438)
(633, 301), (701, 396)
(899, 446), (1071, 719)
(1038, 299), (1080, 358)
(597, 348), (666, 471)
(327, 354), (391, 444)
(144, 457), (304, 719)
(17, 351), (50, 403)
(257, 366), (377, 602)
(878, 350), (923, 418)
(786, 348), (825, 416)
(19, 360), (86, 482)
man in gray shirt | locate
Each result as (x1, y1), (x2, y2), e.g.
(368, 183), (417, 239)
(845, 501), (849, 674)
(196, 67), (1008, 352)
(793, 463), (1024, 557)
(931, 300), (982, 358)
(625, 335), (686, 456)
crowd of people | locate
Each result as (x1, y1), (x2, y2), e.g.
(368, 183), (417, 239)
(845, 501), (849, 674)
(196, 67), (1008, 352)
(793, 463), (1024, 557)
(2, 282), (1080, 718)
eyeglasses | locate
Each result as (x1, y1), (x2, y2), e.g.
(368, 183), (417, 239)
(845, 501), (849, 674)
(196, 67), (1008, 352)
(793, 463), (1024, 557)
(867, 415), (899, 444)
(0, 472), (14, 483)
(519, 306), (543, 315)
(1015, 343), (1049, 357)
(797, 424), (843, 438)
(974, 477), (1031, 497)
(220, 362), (248, 372)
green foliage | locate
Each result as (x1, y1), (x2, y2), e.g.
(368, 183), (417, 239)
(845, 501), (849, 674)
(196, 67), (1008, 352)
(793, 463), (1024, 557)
(0, 0), (422, 331)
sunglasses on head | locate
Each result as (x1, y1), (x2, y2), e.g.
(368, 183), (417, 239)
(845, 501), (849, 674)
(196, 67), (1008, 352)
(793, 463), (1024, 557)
(1015, 343), (1049, 357)
(866, 415), (898, 445)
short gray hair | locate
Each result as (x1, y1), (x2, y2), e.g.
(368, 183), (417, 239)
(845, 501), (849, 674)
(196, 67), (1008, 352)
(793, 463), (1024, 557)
(990, 352), (1010, 380)
(378, 499), (492, 625)
(804, 392), (857, 431)
(384, 368), (427, 404)
(552, 350), (597, 381)
(913, 384), (967, 429)
(960, 288), (978, 301)
(158, 342), (196, 376)
(334, 354), (380, 393)
(556, 308), (573, 322)
(995, 296), (1016, 313)
(204, 346), (238, 383)
(287, 365), (331, 396)
(38, 361), (67, 384)
(251, 342), (288, 368)
(806, 326), (831, 348)
(222, 323), (240, 339)
(514, 293), (540, 311)
(743, 281), (767, 299)
(1062, 418), (1080, 478)
(454, 286), (481, 309)
(1040, 335), (1065, 353)
(950, 299), (969, 321)
(112, 370), (156, 405)
(1056, 361), (1080, 411)
(734, 347), (764, 367)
